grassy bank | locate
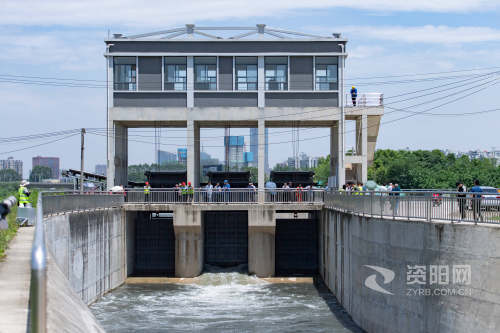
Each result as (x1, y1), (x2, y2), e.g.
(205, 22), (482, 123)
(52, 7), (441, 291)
(0, 184), (38, 259)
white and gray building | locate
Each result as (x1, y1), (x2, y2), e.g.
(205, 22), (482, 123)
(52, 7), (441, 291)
(105, 24), (383, 189)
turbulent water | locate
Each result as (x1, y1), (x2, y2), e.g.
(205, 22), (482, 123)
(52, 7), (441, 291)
(90, 267), (362, 333)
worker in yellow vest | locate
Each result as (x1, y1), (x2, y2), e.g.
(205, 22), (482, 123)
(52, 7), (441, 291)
(18, 180), (31, 207)
(144, 181), (151, 202)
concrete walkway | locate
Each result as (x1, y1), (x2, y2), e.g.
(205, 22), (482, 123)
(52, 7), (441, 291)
(0, 227), (34, 333)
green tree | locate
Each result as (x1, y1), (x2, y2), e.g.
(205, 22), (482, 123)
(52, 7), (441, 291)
(29, 166), (52, 182)
(0, 169), (21, 182)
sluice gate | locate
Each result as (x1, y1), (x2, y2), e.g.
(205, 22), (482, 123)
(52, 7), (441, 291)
(134, 212), (175, 276)
(275, 213), (319, 276)
(204, 211), (248, 267)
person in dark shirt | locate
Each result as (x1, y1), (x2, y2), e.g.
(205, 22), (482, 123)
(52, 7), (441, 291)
(456, 182), (467, 219)
(469, 179), (483, 222)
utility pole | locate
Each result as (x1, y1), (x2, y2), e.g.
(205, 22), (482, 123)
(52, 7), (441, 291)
(80, 128), (86, 194)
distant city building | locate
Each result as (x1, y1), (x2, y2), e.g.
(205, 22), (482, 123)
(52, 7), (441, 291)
(95, 164), (107, 176)
(441, 149), (500, 165)
(177, 148), (187, 165)
(244, 152), (254, 166)
(309, 157), (320, 168)
(249, 128), (269, 172)
(157, 150), (177, 165)
(225, 136), (245, 169)
(0, 157), (23, 178)
(32, 156), (60, 179)
(200, 151), (212, 161)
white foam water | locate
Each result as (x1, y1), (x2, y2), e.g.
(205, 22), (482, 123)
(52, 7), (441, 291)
(90, 267), (362, 333)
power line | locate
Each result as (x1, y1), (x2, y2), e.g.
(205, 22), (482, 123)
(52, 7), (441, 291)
(1, 72), (497, 147)
(1, 65), (498, 84)
(0, 134), (79, 155)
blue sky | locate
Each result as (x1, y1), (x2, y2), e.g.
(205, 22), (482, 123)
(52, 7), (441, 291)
(0, 0), (499, 176)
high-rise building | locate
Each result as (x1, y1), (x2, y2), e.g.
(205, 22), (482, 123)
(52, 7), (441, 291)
(95, 164), (107, 176)
(177, 148), (187, 165)
(32, 156), (60, 179)
(157, 150), (177, 165)
(249, 128), (269, 172)
(0, 157), (23, 178)
(224, 136), (245, 169)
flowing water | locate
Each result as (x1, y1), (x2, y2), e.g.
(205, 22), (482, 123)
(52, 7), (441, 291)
(90, 267), (363, 333)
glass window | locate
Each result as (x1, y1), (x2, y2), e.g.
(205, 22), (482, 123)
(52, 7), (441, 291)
(164, 57), (187, 91)
(235, 57), (257, 91)
(315, 57), (338, 90)
(194, 57), (217, 90)
(113, 57), (136, 91)
(265, 57), (288, 91)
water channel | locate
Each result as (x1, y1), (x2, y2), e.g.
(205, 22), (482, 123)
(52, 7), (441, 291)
(90, 267), (362, 333)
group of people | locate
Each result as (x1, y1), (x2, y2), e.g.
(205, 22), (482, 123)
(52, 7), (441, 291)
(457, 179), (484, 221)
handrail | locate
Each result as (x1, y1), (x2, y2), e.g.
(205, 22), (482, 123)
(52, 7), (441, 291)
(124, 188), (326, 204)
(324, 190), (500, 224)
(29, 193), (47, 333)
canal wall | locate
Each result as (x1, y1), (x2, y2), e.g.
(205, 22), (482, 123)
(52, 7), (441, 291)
(320, 209), (500, 333)
(44, 208), (127, 304)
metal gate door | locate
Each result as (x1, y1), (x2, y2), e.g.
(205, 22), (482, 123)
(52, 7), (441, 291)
(275, 218), (318, 276)
(204, 211), (248, 267)
(134, 213), (175, 276)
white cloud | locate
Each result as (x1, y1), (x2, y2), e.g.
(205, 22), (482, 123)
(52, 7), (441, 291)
(0, 0), (498, 28)
(340, 25), (500, 44)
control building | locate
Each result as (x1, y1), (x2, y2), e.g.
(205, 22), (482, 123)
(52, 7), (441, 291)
(105, 24), (383, 189)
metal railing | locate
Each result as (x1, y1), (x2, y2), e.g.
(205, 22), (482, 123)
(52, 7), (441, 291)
(125, 188), (325, 204)
(345, 92), (383, 107)
(28, 191), (125, 332)
(29, 194), (46, 333)
(325, 190), (500, 224)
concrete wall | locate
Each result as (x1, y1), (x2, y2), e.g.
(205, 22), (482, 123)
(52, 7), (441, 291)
(138, 56), (162, 91)
(320, 209), (500, 333)
(114, 92), (187, 107)
(290, 56), (313, 90)
(44, 208), (127, 304)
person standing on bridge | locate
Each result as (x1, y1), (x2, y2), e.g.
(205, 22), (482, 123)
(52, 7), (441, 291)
(206, 182), (213, 203)
(223, 180), (230, 202)
(144, 181), (151, 203)
(470, 179), (483, 222)
(350, 86), (358, 106)
(456, 182), (467, 219)
(18, 180), (31, 207)
(391, 183), (401, 214)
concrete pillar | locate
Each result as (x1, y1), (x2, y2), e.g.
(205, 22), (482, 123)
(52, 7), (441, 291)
(361, 114), (368, 183)
(187, 120), (200, 187)
(106, 118), (115, 189)
(331, 123), (345, 188)
(258, 119), (265, 202)
(173, 207), (203, 277)
(248, 207), (275, 277)
(187, 56), (194, 108)
(113, 123), (128, 188)
(258, 56), (265, 108)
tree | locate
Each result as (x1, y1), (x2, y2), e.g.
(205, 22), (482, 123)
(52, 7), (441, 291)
(29, 166), (52, 182)
(0, 169), (21, 182)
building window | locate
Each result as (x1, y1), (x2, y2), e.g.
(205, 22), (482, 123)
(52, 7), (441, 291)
(315, 57), (338, 91)
(194, 57), (217, 90)
(265, 57), (288, 91)
(235, 57), (257, 91)
(113, 57), (136, 91)
(164, 57), (187, 91)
